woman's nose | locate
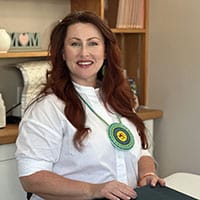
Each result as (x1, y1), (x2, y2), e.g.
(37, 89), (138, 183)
(80, 45), (90, 57)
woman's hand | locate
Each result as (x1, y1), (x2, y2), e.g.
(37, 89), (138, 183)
(138, 156), (166, 187)
(91, 180), (137, 200)
(138, 172), (165, 187)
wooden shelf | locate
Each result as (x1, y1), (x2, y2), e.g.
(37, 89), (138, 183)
(111, 28), (146, 33)
(0, 124), (19, 145)
(0, 109), (163, 145)
(0, 51), (49, 58)
(137, 108), (163, 121)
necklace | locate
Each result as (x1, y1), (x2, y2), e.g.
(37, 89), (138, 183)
(78, 94), (135, 151)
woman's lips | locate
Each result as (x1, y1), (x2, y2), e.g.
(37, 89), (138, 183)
(77, 60), (94, 67)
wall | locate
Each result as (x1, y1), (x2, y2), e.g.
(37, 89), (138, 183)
(0, 0), (70, 49)
(149, 0), (200, 177)
(0, 0), (70, 112)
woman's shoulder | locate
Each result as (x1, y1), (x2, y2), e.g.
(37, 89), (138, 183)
(42, 93), (63, 104)
(37, 93), (64, 106)
(25, 93), (65, 117)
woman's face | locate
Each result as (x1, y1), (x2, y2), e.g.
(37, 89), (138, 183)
(63, 22), (105, 87)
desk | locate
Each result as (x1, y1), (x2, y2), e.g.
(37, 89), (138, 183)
(165, 172), (200, 199)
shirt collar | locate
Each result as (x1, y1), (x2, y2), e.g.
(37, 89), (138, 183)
(73, 81), (99, 95)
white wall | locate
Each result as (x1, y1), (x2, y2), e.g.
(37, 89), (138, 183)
(149, 0), (200, 177)
(0, 0), (70, 111)
(0, 0), (70, 49)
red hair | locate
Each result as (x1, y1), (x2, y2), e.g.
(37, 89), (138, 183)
(41, 11), (148, 150)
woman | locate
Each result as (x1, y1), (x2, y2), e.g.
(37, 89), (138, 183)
(15, 11), (165, 200)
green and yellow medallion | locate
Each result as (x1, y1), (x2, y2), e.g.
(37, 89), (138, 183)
(108, 122), (134, 150)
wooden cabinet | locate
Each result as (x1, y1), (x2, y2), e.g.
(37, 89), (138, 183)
(71, 0), (149, 105)
(0, 0), (148, 105)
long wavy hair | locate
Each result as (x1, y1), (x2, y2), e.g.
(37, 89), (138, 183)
(40, 11), (148, 150)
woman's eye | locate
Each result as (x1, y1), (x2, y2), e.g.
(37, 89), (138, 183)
(71, 42), (81, 47)
(88, 41), (98, 46)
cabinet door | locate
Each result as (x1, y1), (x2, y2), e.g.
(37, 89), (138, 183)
(0, 144), (26, 200)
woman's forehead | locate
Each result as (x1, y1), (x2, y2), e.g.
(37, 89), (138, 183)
(66, 22), (104, 40)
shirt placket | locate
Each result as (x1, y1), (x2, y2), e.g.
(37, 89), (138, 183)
(116, 150), (128, 184)
(86, 91), (128, 184)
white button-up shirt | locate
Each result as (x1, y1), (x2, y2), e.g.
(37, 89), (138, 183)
(15, 83), (150, 199)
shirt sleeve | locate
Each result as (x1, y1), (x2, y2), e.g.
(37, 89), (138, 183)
(17, 158), (53, 177)
(141, 149), (152, 157)
(15, 95), (64, 177)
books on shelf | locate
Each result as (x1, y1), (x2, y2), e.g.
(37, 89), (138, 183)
(116, 0), (144, 29)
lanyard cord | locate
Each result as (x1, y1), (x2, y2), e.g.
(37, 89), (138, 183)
(78, 93), (135, 151)
(78, 94), (121, 126)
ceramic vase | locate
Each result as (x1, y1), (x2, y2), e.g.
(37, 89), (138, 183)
(0, 29), (11, 53)
(17, 61), (52, 115)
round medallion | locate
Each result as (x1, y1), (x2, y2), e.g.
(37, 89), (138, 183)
(108, 123), (134, 150)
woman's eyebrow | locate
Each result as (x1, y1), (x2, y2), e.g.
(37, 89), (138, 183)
(67, 37), (81, 41)
(69, 37), (102, 40)
(66, 37), (103, 43)
(87, 37), (103, 41)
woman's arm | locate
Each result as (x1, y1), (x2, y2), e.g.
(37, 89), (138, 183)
(20, 170), (92, 200)
(138, 156), (165, 187)
(20, 170), (137, 200)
